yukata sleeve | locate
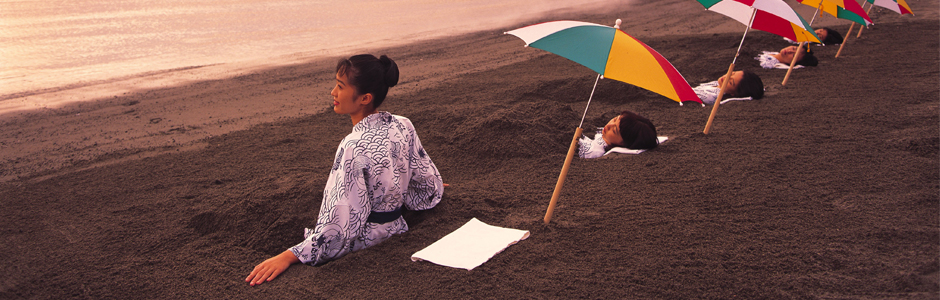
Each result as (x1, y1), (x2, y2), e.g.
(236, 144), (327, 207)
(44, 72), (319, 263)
(756, 52), (779, 69)
(290, 140), (372, 266)
(399, 118), (443, 211)
(694, 81), (720, 105)
(578, 134), (607, 159)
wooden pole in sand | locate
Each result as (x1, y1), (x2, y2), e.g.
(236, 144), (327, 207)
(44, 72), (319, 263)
(835, 24), (856, 58)
(544, 127), (582, 223)
(544, 74), (601, 224)
(702, 63), (735, 134)
(856, 3), (875, 38)
(780, 42), (805, 86)
(781, 2), (824, 86)
(838, 2), (875, 57)
(702, 9), (754, 135)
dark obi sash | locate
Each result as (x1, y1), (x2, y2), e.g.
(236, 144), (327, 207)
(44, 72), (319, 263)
(366, 207), (403, 224)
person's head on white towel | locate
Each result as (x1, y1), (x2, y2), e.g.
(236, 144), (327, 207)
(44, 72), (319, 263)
(773, 45), (818, 67)
(578, 110), (659, 159)
(603, 110), (658, 150)
(717, 70), (764, 100)
(815, 27), (843, 45)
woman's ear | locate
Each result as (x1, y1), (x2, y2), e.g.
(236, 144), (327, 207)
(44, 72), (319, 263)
(358, 93), (374, 107)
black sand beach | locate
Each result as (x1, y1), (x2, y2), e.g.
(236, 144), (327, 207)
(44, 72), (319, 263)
(1, 1), (937, 298)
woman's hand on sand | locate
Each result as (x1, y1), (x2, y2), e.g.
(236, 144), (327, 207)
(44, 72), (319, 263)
(245, 250), (300, 286)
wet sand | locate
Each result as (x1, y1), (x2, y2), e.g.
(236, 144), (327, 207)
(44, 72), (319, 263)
(1, 0), (937, 298)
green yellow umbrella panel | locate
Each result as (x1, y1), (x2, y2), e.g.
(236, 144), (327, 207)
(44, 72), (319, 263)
(796, 0), (874, 26)
(506, 20), (699, 104)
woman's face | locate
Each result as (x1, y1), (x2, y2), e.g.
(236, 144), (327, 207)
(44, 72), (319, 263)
(777, 46), (803, 64)
(717, 71), (744, 96)
(814, 28), (828, 42)
(601, 115), (624, 146)
(330, 71), (367, 115)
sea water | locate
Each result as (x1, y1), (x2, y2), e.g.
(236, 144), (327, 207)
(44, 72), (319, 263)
(0, 0), (616, 100)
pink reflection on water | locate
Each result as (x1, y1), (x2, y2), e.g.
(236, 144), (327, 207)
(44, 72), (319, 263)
(1, 0), (618, 99)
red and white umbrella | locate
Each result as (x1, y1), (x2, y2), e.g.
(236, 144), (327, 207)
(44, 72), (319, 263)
(695, 0), (822, 133)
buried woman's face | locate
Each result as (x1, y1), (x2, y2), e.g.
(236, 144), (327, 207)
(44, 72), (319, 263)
(717, 71), (744, 96)
(814, 28), (828, 42)
(601, 115), (624, 146)
(776, 46), (804, 64)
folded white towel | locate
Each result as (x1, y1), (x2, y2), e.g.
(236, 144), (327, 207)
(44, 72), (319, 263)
(604, 136), (669, 156)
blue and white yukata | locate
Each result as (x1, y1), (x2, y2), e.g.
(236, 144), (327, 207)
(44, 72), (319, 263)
(693, 81), (754, 105)
(693, 81), (723, 105)
(756, 51), (806, 70)
(290, 112), (443, 266)
(756, 51), (782, 69)
(577, 128), (608, 159)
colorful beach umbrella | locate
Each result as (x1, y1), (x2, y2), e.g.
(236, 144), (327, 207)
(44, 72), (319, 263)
(505, 20), (699, 104)
(829, 0), (873, 57)
(782, 0), (866, 84)
(867, 0), (914, 15)
(697, 0), (822, 44)
(505, 20), (699, 223)
(854, 0), (913, 40)
(796, 0), (873, 26)
(695, 0), (822, 134)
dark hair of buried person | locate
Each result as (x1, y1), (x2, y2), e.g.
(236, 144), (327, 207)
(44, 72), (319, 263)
(796, 49), (819, 67)
(735, 70), (764, 100)
(821, 27), (843, 45)
(616, 110), (658, 150)
(336, 54), (399, 108)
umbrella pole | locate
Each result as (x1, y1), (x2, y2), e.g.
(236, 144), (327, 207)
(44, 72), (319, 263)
(781, 42), (806, 86)
(703, 9), (754, 135)
(782, 3), (822, 86)
(703, 63), (735, 134)
(543, 127), (582, 224)
(838, 0), (873, 58)
(544, 74), (601, 224)
(857, 3), (874, 38)
(835, 23), (856, 58)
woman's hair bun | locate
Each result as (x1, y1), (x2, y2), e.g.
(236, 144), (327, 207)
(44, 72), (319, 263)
(380, 55), (399, 88)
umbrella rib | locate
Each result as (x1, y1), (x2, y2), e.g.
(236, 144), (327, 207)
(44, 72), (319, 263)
(578, 74), (602, 128)
(732, 9), (757, 65)
(809, 2), (821, 25)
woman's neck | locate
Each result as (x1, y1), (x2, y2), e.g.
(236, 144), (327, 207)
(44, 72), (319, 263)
(350, 108), (378, 125)
(772, 53), (792, 65)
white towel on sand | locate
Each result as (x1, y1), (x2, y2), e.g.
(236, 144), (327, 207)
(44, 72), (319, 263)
(604, 136), (669, 156)
(411, 218), (529, 270)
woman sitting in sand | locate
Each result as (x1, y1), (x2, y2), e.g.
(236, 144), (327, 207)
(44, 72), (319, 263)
(245, 54), (444, 286)
(578, 110), (658, 159)
(692, 70), (765, 105)
(756, 45), (818, 69)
